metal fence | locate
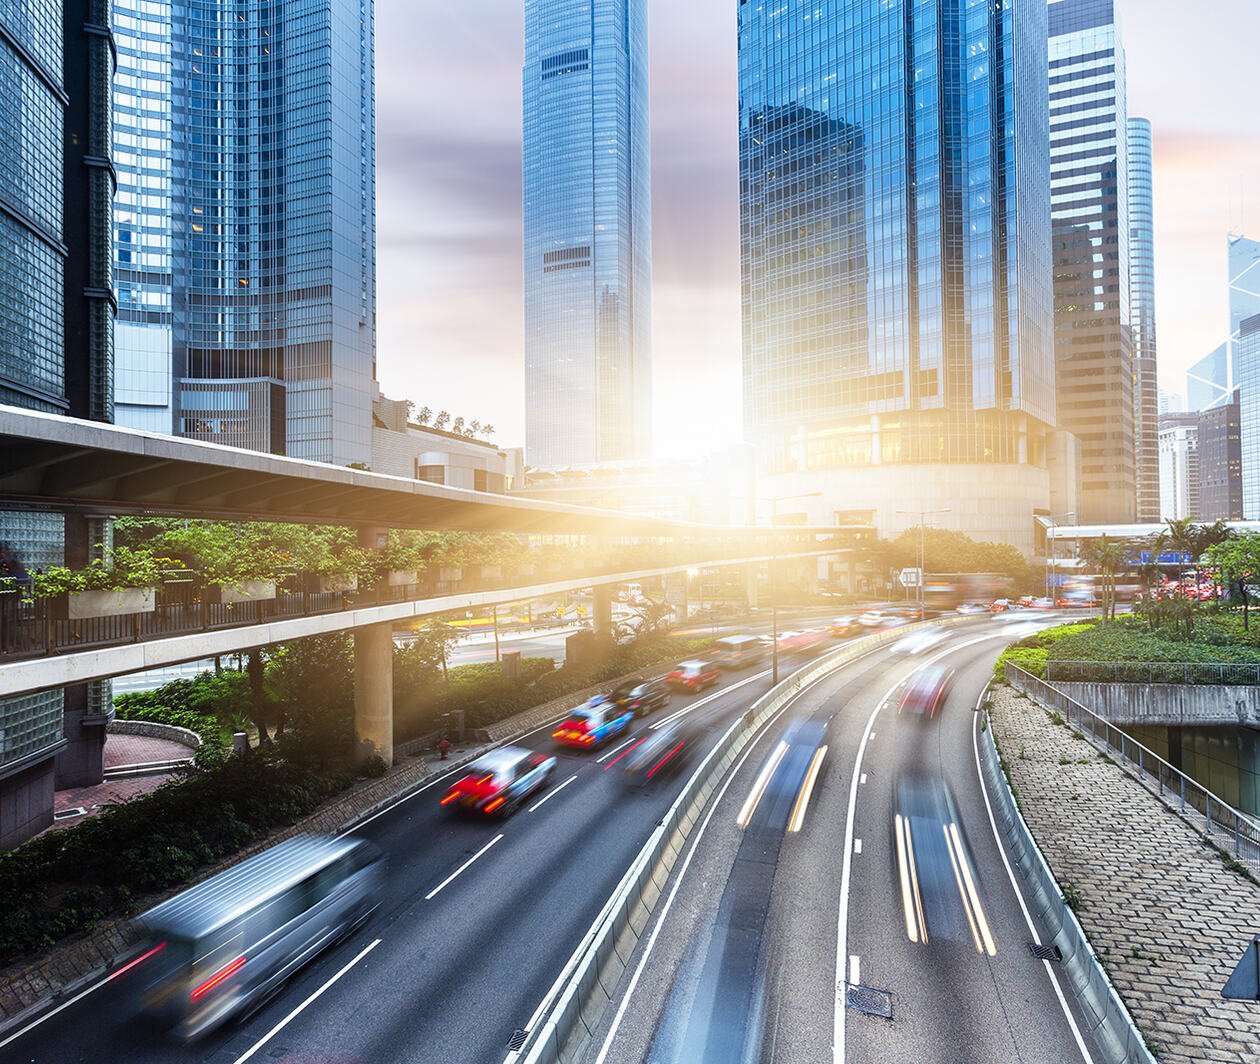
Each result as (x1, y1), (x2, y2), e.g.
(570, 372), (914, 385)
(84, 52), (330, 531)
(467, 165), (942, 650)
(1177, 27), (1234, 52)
(1048, 659), (1260, 686)
(1007, 665), (1260, 868)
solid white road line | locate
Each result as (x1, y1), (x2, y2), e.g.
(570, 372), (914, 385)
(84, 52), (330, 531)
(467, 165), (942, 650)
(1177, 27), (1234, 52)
(650, 669), (771, 730)
(232, 938), (381, 1064)
(972, 690), (1096, 1063)
(596, 735), (639, 764)
(833, 631), (1015, 1064)
(590, 699), (796, 1064)
(528, 774), (577, 813)
(424, 834), (504, 901)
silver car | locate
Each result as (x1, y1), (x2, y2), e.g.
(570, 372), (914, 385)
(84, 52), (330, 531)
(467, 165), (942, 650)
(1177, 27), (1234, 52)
(441, 745), (557, 815)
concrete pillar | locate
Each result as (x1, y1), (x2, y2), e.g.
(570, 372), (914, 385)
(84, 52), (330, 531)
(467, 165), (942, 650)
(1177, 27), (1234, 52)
(746, 565), (760, 610)
(665, 572), (689, 621)
(0, 759), (56, 849)
(593, 584), (615, 640)
(354, 621), (394, 767)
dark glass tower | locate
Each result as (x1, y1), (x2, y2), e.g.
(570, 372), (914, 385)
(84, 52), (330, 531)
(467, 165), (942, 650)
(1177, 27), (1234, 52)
(523, 0), (652, 469)
(738, 0), (1055, 550)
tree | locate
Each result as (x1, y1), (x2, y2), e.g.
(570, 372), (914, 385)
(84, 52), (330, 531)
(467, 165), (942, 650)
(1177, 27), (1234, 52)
(405, 619), (463, 683)
(1080, 534), (1128, 621)
(416, 406), (433, 425)
(434, 411), (451, 431)
(1205, 533), (1260, 630)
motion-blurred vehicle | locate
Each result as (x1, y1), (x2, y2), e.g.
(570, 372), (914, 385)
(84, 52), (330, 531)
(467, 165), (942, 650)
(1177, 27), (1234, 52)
(777, 628), (829, 654)
(666, 659), (721, 691)
(441, 746), (557, 813)
(610, 677), (670, 716)
(714, 633), (766, 669)
(621, 719), (701, 787)
(1030, 596), (1057, 610)
(955, 602), (988, 615)
(125, 835), (384, 1040)
(988, 599), (1012, 613)
(860, 606), (919, 628)
(828, 615), (862, 638)
(890, 628), (947, 656)
(552, 703), (634, 748)
(898, 665), (955, 718)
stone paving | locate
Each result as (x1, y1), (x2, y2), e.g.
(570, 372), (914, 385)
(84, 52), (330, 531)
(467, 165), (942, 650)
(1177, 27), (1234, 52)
(990, 685), (1260, 1064)
(103, 732), (192, 769)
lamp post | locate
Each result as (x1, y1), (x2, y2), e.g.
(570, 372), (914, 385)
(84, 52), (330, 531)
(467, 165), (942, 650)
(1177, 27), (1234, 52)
(895, 508), (951, 617)
(767, 491), (822, 685)
(1045, 512), (1076, 604)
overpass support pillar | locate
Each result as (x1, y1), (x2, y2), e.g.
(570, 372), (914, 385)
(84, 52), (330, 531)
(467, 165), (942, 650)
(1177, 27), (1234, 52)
(593, 584), (615, 640)
(746, 565), (760, 610)
(665, 572), (688, 622)
(354, 621), (394, 768)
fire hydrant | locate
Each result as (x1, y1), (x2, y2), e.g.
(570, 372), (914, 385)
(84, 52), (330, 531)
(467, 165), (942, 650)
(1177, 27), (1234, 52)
(438, 737), (452, 761)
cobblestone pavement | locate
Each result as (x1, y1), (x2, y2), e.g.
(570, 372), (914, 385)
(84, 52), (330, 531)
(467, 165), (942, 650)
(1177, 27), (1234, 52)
(990, 685), (1260, 1064)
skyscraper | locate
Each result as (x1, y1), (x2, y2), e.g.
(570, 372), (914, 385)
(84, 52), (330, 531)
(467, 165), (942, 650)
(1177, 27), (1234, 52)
(1127, 117), (1160, 522)
(1048, 0), (1135, 526)
(112, 0), (377, 466)
(1238, 314), (1260, 518)
(0, 0), (115, 845)
(523, 0), (652, 469)
(738, 0), (1056, 551)
(1186, 235), (1260, 412)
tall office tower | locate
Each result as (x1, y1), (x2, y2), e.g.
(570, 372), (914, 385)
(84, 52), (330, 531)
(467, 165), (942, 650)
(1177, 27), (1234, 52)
(523, 0), (652, 469)
(738, 0), (1056, 551)
(1127, 118), (1160, 521)
(112, 0), (377, 465)
(1158, 412), (1201, 521)
(0, 0), (115, 846)
(1048, 0), (1135, 526)
(1238, 314), (1260, 518)
(1187, 235), (1260, 411)
(1198, 391), (1243, 520)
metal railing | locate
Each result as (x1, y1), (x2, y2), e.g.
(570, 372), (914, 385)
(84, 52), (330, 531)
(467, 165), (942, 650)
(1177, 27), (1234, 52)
(1007, 665), (1260, 868)
(1048, 659), (1260, 686)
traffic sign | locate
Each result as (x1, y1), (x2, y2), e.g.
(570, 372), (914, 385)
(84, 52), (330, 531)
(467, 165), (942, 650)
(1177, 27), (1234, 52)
(899, 568), (923, 588)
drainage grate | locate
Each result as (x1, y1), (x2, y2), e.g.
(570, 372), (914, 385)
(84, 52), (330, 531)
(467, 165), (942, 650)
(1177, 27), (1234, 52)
(845, 984), (894, 1020)
(507, 1029), (529, 1051)
(53, 807), (87, 821)
(1028, 942), (1063, 962)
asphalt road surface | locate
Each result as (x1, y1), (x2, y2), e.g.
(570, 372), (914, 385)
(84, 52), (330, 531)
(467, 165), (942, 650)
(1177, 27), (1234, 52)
(579, 619), (1103, 1064)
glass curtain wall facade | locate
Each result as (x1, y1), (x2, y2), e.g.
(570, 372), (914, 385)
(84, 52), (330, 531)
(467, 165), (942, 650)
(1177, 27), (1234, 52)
(523, 0), (652, 469)
(112, 0), (376, 464)
(1127, 117), (1159, 521)
(1048, 0), (1135, 526)
(738, 0), (1055, 548)
(1187, 236), (1260, 412)
(1239, 315), (1260, 518)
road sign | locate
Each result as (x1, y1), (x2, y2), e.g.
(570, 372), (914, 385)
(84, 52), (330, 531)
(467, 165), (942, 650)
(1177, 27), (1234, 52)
(899, 568), (923, 588)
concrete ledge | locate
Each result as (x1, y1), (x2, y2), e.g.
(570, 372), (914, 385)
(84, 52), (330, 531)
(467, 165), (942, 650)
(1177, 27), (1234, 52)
(108, 719), (202, 750)
(978, 692), (1156, 1064)
(1055, 681), (1260, 727)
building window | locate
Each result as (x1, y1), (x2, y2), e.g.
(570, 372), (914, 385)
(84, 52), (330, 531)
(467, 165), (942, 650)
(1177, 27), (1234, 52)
(541, 48), (589, 80)
(416, 463), (445, 485)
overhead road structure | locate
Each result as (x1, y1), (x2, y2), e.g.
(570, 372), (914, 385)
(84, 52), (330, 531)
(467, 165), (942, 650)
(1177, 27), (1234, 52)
(1038, 517), (1260, 547)
(0, 408), (861, 540)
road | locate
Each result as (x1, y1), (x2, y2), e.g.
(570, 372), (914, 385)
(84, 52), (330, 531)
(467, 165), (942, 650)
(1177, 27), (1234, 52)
(580, 619), (1102, 1064)
(0, 640), (833, 1064)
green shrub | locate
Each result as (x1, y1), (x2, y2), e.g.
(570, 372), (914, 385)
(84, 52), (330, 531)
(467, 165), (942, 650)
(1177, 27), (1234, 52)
(994, 645), (1048, 682)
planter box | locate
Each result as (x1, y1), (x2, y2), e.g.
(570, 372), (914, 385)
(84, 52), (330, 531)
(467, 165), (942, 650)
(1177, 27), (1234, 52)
(58, 587), (157, 621)
(210, 579), (277, 605)
(315, 573), (358, 594)
(387, 569), (419, 588)
(439, 567), (463, 584)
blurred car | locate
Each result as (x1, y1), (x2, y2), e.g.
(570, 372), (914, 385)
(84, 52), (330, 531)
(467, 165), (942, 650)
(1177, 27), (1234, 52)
(1030, 596), (1056, 610)
(552, 703), (635, 748)
(988, 599), (1011, 613)
(621, 720), (701, 787)
(828, 615), (862, 638)
(777, 628), (829, 654)
(124, 835), (384, 1040)
(955, 602), (988, 615)
(898, 665), (955, 718)
(441, 746), (557, 814)
(666, 659), (721, 692)
(858, 608), (897, 627)
(610, 677), (670, 717)
(890, 628), (947, 656)
(715, 633), (766, 669)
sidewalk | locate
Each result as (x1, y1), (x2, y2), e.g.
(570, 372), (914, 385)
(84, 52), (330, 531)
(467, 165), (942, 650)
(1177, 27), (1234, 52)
(51, 733), (194, 830)
(990, 685), (1260, 1063)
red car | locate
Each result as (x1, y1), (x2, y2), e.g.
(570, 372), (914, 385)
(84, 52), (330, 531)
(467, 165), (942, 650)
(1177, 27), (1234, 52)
(898, 665), (955, 719)
(666, 659), (720, 691)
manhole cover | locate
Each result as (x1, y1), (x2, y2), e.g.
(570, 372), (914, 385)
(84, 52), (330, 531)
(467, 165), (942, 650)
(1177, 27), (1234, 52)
(1028, 942), (1063, 962)
(846, 984), (893, 1019)
(507, 1029), (529, 1051)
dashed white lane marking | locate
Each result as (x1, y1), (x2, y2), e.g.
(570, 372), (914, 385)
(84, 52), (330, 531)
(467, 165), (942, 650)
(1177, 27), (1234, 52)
(424, 834), (503, 901)
(854, 838), (863, 855)
(848, 955), (861, 987)
(859, 773), (867, 785)
(528, 773), (577, 813)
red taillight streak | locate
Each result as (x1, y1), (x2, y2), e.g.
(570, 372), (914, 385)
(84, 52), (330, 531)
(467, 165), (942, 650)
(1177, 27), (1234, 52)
(604, 736), (647, 770)
(646, 742), (686, 780)
(440, 790), (461, 805)
(484, 796), (506, 813)
(190, 955), (246, 1001)
(109, 941), (166, 981)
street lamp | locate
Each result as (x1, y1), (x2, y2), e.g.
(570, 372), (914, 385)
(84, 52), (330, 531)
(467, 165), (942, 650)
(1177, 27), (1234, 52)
(894, 508), (951, 616)
(1044, 512), (1077, 604)
(766, 491), (822, 685)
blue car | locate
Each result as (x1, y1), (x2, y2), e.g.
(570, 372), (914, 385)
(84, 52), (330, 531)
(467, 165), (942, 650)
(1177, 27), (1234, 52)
(553, 702), (634, 749)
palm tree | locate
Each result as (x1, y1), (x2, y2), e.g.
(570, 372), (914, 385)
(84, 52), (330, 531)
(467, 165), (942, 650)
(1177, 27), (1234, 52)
(1081, 534), (1127, 621)
(1136, 531), (1169, 600)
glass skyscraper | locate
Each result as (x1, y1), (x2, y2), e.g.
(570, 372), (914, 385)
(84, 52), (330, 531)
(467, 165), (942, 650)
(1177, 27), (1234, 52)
(1127, 117), (1159, 522)
(1048, 0), (1135, 526)
(1239, 316), (1260, 518)
(112, 0), (377, 466)
(523, 0), (652, 469)
(1187, 235), (1260, 412)
(738, 0), (1056, 550)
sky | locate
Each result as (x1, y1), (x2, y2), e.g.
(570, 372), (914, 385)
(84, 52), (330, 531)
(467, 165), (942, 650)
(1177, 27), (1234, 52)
(375, 0), (1260, 458)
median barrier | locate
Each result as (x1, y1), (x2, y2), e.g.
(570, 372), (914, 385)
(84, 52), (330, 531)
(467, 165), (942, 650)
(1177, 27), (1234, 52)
(977, 688), (1156, 1064)
(517, 614), (983, 1064)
